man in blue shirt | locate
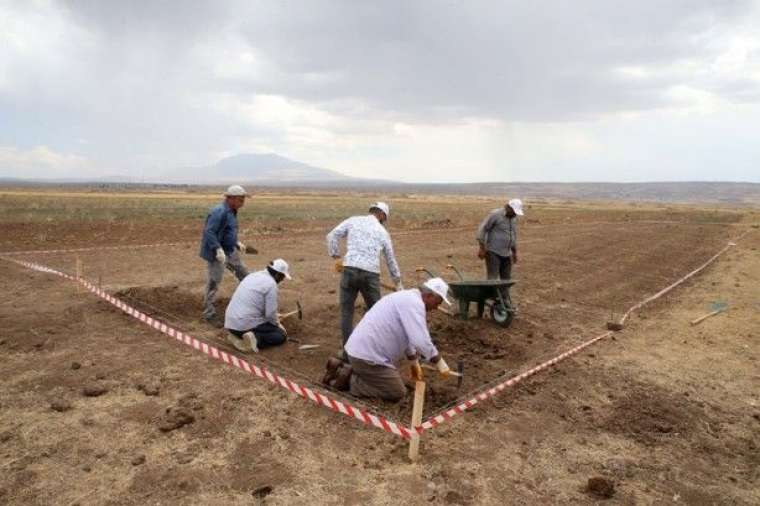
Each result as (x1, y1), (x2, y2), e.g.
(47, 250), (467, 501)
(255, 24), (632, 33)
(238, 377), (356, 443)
(199, 185), (251, 324)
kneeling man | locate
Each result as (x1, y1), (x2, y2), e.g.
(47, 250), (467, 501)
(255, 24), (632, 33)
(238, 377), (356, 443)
(323, 278), (453, 402)
(225, 259), (292, 353)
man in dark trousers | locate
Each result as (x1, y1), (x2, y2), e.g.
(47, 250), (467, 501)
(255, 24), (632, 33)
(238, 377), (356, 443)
(199, 185), (251, 325)
(476, 198), (524, 301)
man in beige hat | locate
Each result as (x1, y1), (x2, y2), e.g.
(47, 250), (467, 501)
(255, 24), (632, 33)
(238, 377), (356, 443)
(199, 185), (251, 325)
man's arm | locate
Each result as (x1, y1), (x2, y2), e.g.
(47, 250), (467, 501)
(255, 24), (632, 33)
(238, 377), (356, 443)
(326, 219), (351, 258)
(263, 286), (279, 324)
(381, 232), (403, 285)
(400, 308), (438, 361)
(202, 207), (224, 252)
(476, 211), (496, 258)
(511, 217), (518, 263)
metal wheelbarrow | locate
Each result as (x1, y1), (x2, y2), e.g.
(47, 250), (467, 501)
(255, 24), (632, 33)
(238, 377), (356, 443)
(416, 265), (517, 327)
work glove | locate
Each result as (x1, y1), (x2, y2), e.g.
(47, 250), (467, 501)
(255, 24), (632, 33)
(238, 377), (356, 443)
(395, 280), (404, 291)
(436, 358), (451, 377)
(236, 241), (246, 252)
(334, 258), (344, 273)
(477, 247), (486, 260)
(410, 360), (423, 381)
(215, 248), (226, 263)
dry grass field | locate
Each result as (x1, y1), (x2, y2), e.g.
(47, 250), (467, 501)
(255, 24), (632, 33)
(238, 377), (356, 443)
(1, 187), (758, 504)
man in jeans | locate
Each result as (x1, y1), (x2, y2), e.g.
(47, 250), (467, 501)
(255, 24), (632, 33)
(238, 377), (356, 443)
(476, 198), (524, 302)
(224, 259), (291, 353)
(199, 185), (251, 325)
(326, 202), (403, 360)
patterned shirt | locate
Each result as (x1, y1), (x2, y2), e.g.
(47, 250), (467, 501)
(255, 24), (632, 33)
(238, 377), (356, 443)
(476, 208), (518, 257)
(345, 289), (438, 368)
(326, 215), (402, 282)
(224, 270), (278, 331)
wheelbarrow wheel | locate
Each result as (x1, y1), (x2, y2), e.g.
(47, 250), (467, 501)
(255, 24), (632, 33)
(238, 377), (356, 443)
(490, 303), (513, 327)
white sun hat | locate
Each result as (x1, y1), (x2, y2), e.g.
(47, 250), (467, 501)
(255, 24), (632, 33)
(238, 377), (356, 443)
(270, 258), (292, 280)
(224, 185), (249, 197)
(423, 277), (451, 305)
(508, 198), (524, 216)
(370, 201), (390, 218)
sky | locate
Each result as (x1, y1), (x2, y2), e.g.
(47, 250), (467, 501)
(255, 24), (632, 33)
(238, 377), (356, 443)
(1, 0), (759, 183)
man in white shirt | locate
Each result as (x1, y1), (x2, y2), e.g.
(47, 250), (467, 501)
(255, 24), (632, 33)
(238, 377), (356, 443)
(322, 278), (453, 402)
(224, 259), (292, 353)
(326, 202), (403, 360)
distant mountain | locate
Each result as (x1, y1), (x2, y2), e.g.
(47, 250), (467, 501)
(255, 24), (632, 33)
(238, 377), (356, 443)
(163, 153), (360, 184)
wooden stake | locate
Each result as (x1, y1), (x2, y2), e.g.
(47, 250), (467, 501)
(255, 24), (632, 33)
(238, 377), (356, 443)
(690, 309), (725, 326)
(408, 380), (426, 462)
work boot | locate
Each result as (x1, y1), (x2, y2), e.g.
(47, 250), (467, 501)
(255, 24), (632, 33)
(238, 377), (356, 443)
(241, 331), (259, 353)
(322, 357), (342, 386)
(331, 364), (353, 391)
(227, 333), (249, 353)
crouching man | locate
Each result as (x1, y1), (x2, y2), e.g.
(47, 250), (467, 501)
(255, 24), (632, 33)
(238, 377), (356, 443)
(224, 259), (292, 353)
(322, 278), (453, 402)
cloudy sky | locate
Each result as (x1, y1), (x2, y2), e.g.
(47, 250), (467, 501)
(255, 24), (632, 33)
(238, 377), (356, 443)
(2, 0), (759, 183)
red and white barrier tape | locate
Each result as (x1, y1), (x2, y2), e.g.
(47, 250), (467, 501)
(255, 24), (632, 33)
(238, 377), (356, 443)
(1, 257), (413, 440)
(0, 241), (193, 256)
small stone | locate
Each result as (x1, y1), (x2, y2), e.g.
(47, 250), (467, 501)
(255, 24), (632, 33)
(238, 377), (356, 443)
(71, 362), (81, 370)
(131, 455), (146, 466)
(586, 477), (615, 498)
(50, 400), (72, 412)
(82, 385), (108, 397)
(252, 485), (273, 498)
(95, 372), (106, 380)
(82, 465), (91, 473)
(606, 322), (624, 331)
(159, 408), (195, 432)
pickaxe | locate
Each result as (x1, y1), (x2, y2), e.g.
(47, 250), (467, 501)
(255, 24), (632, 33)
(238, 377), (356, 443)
(279, 300), (303, 321)
(422, 360), (465, 388)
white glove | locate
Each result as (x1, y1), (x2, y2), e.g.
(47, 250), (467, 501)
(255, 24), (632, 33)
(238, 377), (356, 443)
(395, 280), (404, 291)
(215, 248), (226, 263)
(436, 358), (451, 377)
(237, 241), (246, 251)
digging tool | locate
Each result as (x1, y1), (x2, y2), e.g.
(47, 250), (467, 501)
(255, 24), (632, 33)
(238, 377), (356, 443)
(690, 301), (728, 326)
(422, 360), (464, 388)
(278, 300), (303, 321)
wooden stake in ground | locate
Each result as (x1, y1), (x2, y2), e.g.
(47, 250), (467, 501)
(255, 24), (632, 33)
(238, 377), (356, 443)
(408, 380), (426, 462)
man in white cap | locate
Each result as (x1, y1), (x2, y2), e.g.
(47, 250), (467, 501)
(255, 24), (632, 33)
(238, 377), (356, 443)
(326, 202), (403, 360)
(322, 278), (453, 402)
(199, 185), (251, 325)
(224, 258), (292, 352)
(476, 198), (523, 301)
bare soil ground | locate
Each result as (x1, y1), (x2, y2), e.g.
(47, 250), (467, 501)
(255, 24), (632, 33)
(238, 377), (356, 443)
(1, 189), (758, 504)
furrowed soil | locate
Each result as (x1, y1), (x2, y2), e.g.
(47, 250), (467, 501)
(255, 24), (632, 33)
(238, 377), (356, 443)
(1, 188), (758, 504)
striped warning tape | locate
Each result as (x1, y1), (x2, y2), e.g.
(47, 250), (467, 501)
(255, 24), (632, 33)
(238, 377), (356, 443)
(1, 257), (413, 440)
(0, 241), (193, 256)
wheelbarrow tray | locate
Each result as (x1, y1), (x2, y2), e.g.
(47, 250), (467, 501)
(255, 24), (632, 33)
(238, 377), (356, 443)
(449, 279), (516, 301)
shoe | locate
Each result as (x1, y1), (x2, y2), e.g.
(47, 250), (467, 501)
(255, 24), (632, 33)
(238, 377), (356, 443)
(332, 364), (353, 391)
(227, 333), (250, 353)
(322, 357), (342, 386)
(241, 331), (259, 353)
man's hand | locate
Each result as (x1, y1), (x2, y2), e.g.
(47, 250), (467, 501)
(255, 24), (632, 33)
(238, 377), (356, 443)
(512, 248), (518, 264)
(277, 321), (288, 337)
(236, 241), (246, 251)
(334, 257), (344, 273)
(410, 360), (423, 381)
(436, 357), (451, 377)
(477, 245), (486, 260)
(215, 248), (226, 263)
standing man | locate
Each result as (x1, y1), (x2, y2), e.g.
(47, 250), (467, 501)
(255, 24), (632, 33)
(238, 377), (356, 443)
(476, 198), (524, 301)
(321, 278), (453, 402)
(225, 259), (291, 353)
(199, 185), (251, 325)
(326, 202), (403, 359)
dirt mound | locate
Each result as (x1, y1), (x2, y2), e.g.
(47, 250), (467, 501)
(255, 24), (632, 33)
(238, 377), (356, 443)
(114, 285), (229, 321)
(600, 383), (700, 444)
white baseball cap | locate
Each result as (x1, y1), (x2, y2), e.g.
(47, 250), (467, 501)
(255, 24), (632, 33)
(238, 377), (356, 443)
(370, 201), (390, 218)
(508, 198), (524, 216)
(269, 258), (292, 279)
(224, 185), (249, 197)
(423, 277), (451, 305)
